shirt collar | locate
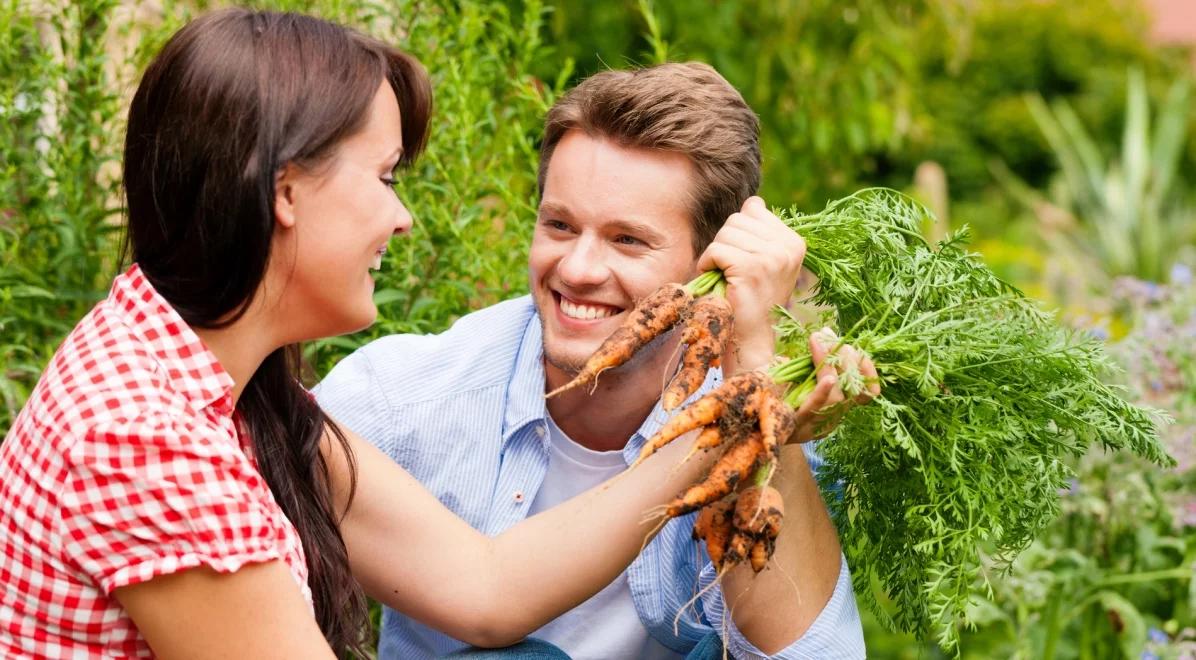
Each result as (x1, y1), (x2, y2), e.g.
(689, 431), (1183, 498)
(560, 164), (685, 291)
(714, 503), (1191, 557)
(109, 264), (236, 414)
(501, 310), (549, 444)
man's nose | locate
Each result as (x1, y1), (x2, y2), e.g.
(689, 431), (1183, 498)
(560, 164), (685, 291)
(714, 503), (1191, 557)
(557, 236), (610, 288)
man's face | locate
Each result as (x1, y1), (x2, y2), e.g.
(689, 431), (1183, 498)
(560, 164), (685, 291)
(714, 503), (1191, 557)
(529, 130), (698, 376)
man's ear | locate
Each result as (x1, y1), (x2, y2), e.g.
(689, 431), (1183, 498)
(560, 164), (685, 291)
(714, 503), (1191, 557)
(274, 165), (299, 230)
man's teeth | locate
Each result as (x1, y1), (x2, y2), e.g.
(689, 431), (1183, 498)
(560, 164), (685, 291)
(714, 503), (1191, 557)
(560, 297), (616, 320)
(371, 254), (383, 270)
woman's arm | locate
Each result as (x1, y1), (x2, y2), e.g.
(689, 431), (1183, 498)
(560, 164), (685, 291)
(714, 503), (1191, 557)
(114, 561), (335, 659)
(326, 421), (714, 648)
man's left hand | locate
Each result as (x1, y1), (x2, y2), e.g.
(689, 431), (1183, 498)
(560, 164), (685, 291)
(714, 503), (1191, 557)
(696, 196), (805, 374)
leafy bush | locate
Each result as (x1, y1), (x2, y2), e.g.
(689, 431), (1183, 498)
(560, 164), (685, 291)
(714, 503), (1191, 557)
(994, 69), (1194, 285)
(0, 0), (179, 430)
(952, 269), (1196, 659)
(0, 0), (559, 428)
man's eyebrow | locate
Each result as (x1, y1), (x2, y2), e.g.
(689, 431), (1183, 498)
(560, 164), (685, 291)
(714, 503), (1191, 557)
(537, 201), (573, 219)
(538, 202), (669, 243)
(607, 218), (669, 244)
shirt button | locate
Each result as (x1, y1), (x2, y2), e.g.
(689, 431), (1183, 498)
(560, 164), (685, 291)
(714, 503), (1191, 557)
(535, 425), (546, 438)
(513, 490), (525, 503)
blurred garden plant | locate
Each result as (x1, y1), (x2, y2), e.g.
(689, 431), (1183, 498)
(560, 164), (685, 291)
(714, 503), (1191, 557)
(994, 68), (1194, 287)
(949, 266), (1196, 660)
(0, 0), (157, 431)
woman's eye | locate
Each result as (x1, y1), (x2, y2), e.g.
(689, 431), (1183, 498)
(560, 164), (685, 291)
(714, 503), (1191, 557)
(380, 176), (399, 188)
(615, 235), (642, 246)
(545, 220), (570, 232)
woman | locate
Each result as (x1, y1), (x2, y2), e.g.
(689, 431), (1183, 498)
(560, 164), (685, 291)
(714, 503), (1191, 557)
(0, 9), (735, 658)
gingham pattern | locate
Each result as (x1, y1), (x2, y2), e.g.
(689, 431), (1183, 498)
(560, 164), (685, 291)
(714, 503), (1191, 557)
(0, 265), (311, 658)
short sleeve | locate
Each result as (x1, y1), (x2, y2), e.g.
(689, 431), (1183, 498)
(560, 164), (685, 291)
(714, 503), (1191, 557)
(698, 553), (865, 659)
(57, 414), (283, 595)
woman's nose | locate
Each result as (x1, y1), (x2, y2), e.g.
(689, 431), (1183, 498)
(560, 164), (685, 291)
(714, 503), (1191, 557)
(393, 201), (413, 236)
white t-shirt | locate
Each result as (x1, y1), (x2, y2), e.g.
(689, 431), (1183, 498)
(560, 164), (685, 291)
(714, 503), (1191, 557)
(527, 414), (680, 660)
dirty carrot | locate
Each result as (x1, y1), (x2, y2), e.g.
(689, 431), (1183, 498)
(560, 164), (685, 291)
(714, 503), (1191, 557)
(633, 371), (769, 468)
(545, 283), (692, 398)
(663, 295), (734, 410)
(749, 539), (772, 573)
(631, 395), (724, 470)
(756, 392), (797, 459)
(692, 498), (734, 569)
(666, 431), (765, 517)
(724, 484), (784, 571)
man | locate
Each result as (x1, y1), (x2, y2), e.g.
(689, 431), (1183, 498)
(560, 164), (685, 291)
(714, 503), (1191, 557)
(317, 62), (870, 658)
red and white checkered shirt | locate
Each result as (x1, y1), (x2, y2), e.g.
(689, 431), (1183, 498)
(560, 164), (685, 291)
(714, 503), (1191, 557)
(0, 265), (311, 658)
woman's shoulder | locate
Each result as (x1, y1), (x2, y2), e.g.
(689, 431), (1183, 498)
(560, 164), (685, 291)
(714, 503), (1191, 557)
(31, 309), (181, 426)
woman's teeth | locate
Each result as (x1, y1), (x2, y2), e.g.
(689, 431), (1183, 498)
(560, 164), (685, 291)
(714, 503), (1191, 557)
(560, 298), (616, 320)
(371, 253), (383, 270)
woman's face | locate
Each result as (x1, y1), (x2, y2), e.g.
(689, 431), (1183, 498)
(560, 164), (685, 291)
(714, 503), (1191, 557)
(272, 80), (412, 341)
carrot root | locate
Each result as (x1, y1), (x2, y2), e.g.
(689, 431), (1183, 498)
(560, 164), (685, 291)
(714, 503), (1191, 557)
(546, 283), (692, 399)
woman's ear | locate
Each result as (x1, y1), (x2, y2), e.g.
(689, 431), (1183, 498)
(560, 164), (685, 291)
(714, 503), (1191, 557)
(274, 165), (299, 229)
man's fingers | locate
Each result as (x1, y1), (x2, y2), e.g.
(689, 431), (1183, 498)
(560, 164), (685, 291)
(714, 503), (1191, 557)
(819, 366), (846, 411)
(741, 195), (768, 218)
(859, 356), (881, 401)
(696, 240), (754, 274)
(807, 329), (830, 367)
(706, 223), (768, 254)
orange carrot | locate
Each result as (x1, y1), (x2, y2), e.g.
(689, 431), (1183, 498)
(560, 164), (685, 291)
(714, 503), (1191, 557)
(692, 498), (734, 569)
(724, 484), (784, 570)
(679, 423), (732, 466)
(757, 392), (797, 460)
(631, 393), (724, 468)
(726, 529), (754, 568)
(733, 484), (784, 539)
(635, 371), (770, 467)
(719, 372), (771, 423)
(663, 296), (734, 410)
(695, 425), (723, 452)
(749, 538), (773, 573)
(546, 283), (692, 398)
(666, 431), (765, 517)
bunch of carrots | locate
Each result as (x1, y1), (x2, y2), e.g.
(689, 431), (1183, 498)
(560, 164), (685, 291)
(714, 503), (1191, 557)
(547, 188), (1171, 650)
(546, 277), (803, 575)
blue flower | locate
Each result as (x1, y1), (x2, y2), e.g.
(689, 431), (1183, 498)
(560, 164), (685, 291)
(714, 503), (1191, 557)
(1171, 263), (1192, 287)
(1141, 652), (1160, 660)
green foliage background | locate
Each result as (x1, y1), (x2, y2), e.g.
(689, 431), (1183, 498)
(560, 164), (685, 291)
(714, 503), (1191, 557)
(2, 0), (1194, 656)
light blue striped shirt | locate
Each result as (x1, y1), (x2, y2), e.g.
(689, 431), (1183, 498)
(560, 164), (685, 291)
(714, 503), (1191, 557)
(315, 296), (865, 659)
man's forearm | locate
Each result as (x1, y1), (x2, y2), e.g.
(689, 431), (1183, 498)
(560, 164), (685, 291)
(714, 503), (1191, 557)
(720, 443), (843, 654)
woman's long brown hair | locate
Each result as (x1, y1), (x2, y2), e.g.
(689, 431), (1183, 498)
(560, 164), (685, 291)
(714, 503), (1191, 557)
(121, 9), (431, 654)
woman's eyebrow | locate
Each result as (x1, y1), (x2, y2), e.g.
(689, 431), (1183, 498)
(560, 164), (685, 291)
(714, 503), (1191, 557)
(381, 144), (404, 165)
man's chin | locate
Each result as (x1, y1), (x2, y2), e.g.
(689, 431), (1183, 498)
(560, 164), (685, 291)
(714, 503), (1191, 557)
(543, 347), (590, 376)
